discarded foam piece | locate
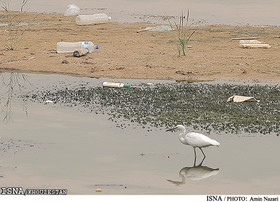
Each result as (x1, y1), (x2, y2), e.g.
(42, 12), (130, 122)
(137, 25), (173, 33)
(227, 95), (260, 103)
(45, 100), (54, 104)
(240, 44), (271, 49)
(239, 40), (264, 44)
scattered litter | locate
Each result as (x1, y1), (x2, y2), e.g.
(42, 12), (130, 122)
(227, 95), (260, 103)
(45, 100), (54, 104)
(73, 49), (89, 57)
(57, 41), (98, 53)
(137, 25), (173, 33)
(239, 40), (271, 48)
(239, 40), (264, 44)
(103, 82), (130, 88)
(64, 4), (80, 16)
(232, 37), (259, 40)
(76, 13), (111, 25)
(240, 44), (271, 49)
(95, 188), (102, 192)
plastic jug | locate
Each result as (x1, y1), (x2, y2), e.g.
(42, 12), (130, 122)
(76, 13), (111, 25)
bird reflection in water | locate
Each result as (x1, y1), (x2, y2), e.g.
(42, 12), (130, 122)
(167, 158), (219, 186)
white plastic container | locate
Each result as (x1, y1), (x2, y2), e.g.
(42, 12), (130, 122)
(239, 40), (264, 44)
(76, 13), (111, 25)
(56, 41), (99, 53)
(103, 82), (130, 88)
(240, 44), (271, 49)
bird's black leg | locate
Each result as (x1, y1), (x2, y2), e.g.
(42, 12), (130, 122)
(199, 147), (206, 158)
(193, 147), (197, 166)
(198, 156), (205, 166)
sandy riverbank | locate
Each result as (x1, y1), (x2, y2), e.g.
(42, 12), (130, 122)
(0, 11), (279, 82)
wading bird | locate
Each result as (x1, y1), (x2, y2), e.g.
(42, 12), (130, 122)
(166, 125), (220, 160)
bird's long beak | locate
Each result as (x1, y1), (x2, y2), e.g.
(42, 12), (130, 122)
(166, 127), (176, 132)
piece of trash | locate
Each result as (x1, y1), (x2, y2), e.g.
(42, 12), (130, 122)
(76, 13), (111, 25)
(240, 44), (271, 49)
(96, 188), (102, 192)
(239, 40), (264, 44)
(227, 95), (260, 103)
(57, 41), (99, 53)
(45, 100), (54, 104)
(64, 4), (80, 16)
(73, 48), (89, 57)
(61, 60), (69, 64)
(232, 37), (259, 40)
(239, 40), (270, 48)
(103, 82), (131, 88)
(137, 25), (173, 33)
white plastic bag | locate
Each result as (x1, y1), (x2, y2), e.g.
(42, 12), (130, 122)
(64, 4), (80, 16)
(227, 95), (260, 103)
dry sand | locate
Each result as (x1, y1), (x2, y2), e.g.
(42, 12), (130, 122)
(0, 11), (280, 82)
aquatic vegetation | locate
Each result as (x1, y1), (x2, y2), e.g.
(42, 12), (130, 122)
(168, 10), (195, 57)
(23, 83), (280, 135)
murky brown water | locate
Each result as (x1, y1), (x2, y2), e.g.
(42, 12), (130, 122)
(0, 73), (279, 194)
(5, 0), (280, 25)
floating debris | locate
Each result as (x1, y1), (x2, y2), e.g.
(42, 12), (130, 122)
(45, 100), (54, 104)
(227, 95), (260, 103)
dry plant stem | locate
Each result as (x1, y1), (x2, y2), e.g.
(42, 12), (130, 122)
(1, 0), (28, 50)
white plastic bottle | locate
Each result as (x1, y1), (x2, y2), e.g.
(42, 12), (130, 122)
(76, 13), (111, 25)
(56, 41), (99, 53)
(103, 82), (130, 88)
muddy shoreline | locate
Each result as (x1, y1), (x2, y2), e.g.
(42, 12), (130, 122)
(0, 11), (280, 83)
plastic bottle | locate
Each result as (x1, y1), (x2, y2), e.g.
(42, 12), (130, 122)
(103, 82), (130, 88)
(76, 13), (111, 25)
(56, 41), (99, 53)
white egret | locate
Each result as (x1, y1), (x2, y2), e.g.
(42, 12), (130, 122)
(166, 125), (220, 159)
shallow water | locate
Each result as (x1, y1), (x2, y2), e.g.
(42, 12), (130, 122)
(5, 0), (280, 26)
(0, 72), (279, 194)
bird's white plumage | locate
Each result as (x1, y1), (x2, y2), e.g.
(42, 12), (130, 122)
(181, 132), (220, 148)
